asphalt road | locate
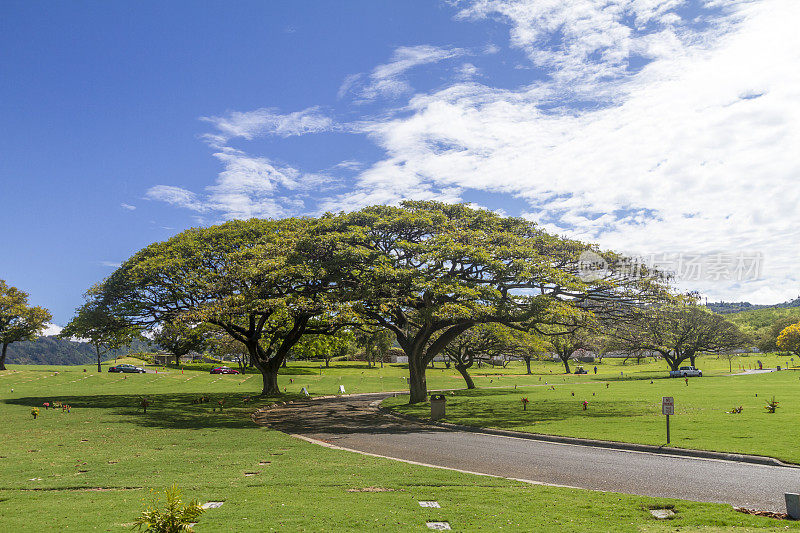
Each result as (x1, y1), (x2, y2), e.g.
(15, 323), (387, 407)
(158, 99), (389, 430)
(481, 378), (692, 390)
(255, 393), (800, 512)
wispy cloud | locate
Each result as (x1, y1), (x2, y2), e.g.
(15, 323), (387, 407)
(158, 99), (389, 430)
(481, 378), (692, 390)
(147, 147), (337, 220)
(120, 203), (136, 210)
(201, 106), (335, 146)
(100, 260), (122, 268)
(341, 44), (468, 101)
(320, 0), (800, 302)
(455, 0), (717, 97)
(145, 186), (206, 211)
(152, 0), (800, 303)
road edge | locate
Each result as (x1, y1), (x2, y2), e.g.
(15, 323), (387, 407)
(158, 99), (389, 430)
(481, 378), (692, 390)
(249, 390), (798, 469)
(375, 401), (799, 469)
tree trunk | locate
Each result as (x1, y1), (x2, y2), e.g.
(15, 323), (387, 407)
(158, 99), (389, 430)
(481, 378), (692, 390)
(325, 357), (330, 368)
(688, 353), (697, 367)
(561, 355), (571, 374)
(408, 359), (428, 404)
(665, 356), (684, 371)
(455, 365), (475, 389)
(0, 342), (8, 371)
(95, 344), (102, 373)
(524, 356), (532, 374)
(261, 369), (279, 396)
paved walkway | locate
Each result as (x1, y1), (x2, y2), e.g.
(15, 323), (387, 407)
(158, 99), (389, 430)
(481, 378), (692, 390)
(254, 393), (800, 512)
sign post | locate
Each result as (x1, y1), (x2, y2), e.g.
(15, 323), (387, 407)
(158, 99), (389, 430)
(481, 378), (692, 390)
(662, 396), (674, 444)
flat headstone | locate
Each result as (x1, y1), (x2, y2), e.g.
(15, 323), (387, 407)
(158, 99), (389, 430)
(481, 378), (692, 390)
(202, 501), (224, 509)
(426, 522), (451, 530)
(419, 501), (440, 508)
(649, 509), (675, 519)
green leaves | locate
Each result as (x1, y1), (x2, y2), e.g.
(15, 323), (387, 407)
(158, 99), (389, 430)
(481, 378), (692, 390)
(0, 279), (52, 347)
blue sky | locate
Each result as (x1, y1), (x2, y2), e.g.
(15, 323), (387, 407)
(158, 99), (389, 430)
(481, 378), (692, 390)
(2, 0), (799, 327)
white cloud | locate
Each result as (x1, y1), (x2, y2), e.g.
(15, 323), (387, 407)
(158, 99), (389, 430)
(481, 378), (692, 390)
(145, 185), (206, 211)
(456, 62), (481, 80)
(201, 106), (334, 145)
(147, 148), (337, 220)
(153, 0), (799, 303)
(321, 0), (800, 303)
(455, 0), (717, 95)
(42, 323), (62, 336)
(120, 203), (136, 210)
(100, 261), (122, 268)
(344, 45), (468, 101)
(337, 73), (363, 99)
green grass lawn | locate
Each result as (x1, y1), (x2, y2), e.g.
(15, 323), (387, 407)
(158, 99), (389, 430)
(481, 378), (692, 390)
(1, 357), (799, 531)
(384, 355), (800, 465)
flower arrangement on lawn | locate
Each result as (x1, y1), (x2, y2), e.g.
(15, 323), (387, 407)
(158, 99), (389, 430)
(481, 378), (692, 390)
(31, 407), (39, 419)
(521, 397), (529, 411)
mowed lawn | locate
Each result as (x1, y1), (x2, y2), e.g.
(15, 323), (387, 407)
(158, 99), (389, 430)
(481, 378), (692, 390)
(384, 354), (800, 465)
(0, 357), (799, 531)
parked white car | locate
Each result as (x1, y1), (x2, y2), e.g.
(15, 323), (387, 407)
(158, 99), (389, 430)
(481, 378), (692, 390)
(670, 366), (702, 377)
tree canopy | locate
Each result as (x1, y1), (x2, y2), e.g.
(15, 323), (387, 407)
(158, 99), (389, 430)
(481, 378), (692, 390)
(776, 322), (800, 355)
(60, 298), (139, 372)
(608, 303), (749, 370)
(70, 201), (672, 401)
(305, 201), (670, 402)
(84, 218), (354, 395)
(0, 279), (52, 371)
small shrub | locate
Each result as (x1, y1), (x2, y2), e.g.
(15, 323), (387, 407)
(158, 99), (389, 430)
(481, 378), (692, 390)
(764, 397), (779, 414)
(133, 485), (204, 532)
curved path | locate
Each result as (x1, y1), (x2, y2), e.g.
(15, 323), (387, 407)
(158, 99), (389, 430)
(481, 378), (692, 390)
(254, 393), (800, 512)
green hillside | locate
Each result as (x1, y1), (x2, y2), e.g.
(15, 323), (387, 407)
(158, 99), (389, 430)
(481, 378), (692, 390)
(6, 336), (154, 366)
(727, 307), (800, 334)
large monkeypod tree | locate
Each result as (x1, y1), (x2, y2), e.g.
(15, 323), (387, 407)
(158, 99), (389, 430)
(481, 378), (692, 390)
(608, 302), (748, 370)
(307, 201), (668, 403)
(60, 299), (138, 372)
(0, 279), (52, 371)
(86, 218), (351, 396)
(441, 323), (516, 389)
(540, 318), (599, 375)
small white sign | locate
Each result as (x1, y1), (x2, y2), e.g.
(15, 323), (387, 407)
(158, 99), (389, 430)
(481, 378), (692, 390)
(662, 396), (674, 416)
(339, 385), (346, 394)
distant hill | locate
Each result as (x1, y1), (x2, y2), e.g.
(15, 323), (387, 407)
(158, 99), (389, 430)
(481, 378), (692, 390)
(6, 336), (154, 366)
(706, 297), (800, 315)
(727, 307), (800, 334)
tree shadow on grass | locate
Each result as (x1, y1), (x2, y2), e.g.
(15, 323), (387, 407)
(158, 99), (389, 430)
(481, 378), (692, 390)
(398, 388), (651, 428)
(445, 399), (649, 428)
(3, 392), (303, 430)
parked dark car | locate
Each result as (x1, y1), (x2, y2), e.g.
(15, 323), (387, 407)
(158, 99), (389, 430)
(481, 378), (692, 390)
(108, 364), (146, 373)
(210, 366), (240, 375)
